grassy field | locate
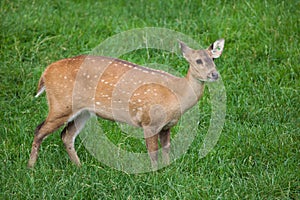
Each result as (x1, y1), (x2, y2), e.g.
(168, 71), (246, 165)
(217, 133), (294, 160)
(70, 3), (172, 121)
(1, 0), (299, 199)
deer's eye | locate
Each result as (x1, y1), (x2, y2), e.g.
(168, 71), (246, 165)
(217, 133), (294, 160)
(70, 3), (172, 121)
(196, 59), (203, 64)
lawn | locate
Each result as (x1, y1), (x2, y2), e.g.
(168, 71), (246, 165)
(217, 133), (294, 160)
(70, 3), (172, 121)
(1, 0), (299, 199)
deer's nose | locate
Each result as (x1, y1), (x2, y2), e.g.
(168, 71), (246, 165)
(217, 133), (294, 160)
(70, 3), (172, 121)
(211, 72), (219, 80)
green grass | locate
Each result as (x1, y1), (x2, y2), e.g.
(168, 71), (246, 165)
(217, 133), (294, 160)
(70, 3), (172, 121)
(1, 0), (299, 199)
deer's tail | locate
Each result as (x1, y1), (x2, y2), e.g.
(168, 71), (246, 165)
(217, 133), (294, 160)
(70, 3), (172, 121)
(35, 75), (45, 98)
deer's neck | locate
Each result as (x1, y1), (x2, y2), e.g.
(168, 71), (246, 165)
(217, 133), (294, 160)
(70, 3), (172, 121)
(176, 68), (205, 113)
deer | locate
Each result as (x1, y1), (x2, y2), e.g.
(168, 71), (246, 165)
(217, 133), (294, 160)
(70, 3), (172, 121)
(28, 39), (225, 169)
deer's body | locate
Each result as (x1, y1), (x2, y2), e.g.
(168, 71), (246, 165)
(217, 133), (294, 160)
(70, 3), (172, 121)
(28, 39), (224, 169)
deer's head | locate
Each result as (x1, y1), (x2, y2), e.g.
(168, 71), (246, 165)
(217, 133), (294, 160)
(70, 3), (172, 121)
(180, 39), (225, 82)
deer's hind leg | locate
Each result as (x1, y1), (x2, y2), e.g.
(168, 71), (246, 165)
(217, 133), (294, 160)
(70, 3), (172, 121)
(28, 112), (71, 168)
(61, 111), (90, 166)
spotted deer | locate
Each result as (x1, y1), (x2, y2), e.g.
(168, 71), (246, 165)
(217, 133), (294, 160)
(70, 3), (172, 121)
(28, 39), (225, 169)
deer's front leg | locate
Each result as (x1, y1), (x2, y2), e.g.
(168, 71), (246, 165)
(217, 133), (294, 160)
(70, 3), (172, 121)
(143, 128), (159, 170)
(159, 128), (170, 165)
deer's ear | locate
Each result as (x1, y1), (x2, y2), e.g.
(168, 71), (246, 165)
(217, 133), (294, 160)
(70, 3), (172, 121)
(208, 39), (225, 58)
(179, 41), (193, 59)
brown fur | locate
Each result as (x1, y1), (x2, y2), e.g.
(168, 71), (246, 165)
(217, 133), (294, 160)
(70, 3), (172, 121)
(28, 39), (225, 168)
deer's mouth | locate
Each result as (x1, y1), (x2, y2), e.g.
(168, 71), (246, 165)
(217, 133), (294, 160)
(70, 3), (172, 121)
(207, 72), (219, 82)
